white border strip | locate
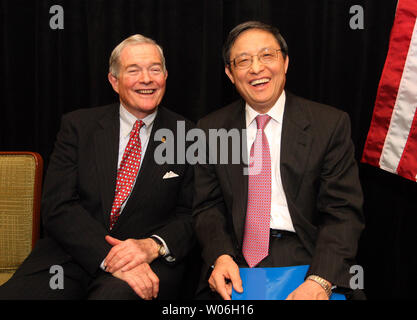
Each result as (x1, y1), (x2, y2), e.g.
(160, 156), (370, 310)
(380, 17), (417, 173)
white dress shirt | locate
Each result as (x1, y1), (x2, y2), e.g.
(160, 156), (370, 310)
(245, 91), (295, 232)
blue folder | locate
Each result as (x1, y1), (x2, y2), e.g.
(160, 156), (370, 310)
(232, 265), (346, 300)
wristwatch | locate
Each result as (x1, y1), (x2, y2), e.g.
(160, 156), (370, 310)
(306, 275), (332, 297)
(151, 236), (167, 257)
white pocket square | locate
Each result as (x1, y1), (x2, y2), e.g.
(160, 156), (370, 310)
(163, 171), (179, 179)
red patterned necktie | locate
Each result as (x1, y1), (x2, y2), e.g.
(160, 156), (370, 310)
(109, 120), (144, 230)
(242, 114), (272, 268)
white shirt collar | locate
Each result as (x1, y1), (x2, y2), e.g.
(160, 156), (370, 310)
(119, 104), (157, 138)
(245, 90), (286, 128)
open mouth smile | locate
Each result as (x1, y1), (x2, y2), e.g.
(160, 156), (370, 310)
(250, 78), (270, 87)
(135, 89), (156, 95)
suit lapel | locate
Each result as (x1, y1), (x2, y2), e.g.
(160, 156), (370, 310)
(94, 104), (120, 229)
(280, 92), (312, 202)
(223, 100), (249, 246)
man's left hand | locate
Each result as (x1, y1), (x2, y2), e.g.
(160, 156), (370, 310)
(112, 263), (159, 300)
(103, 236), (159, 273)
(286, 279), (330, 300)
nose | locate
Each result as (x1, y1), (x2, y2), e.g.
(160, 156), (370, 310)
(249, 56), (265, 74)
(139, 70), (152, 84)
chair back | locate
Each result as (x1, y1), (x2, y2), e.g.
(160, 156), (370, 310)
(0, 152), (43, 285)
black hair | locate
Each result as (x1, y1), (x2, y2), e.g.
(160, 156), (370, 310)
(222, 21), (288, 66)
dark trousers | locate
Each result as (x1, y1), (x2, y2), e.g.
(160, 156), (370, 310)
(0, 248), (185, 300)
(195, 231), (366, 300)
(195, 231), (310, 299)
(237, 230), (311, 268)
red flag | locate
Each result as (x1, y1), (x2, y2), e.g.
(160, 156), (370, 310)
(362, 0), (417, 182)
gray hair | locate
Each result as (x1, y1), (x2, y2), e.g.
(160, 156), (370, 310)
(109, 34), (166, 77)
(222, 21), (288, 66)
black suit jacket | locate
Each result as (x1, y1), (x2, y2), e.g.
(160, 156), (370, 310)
(29, 104), (194, 279)
(193, 92), (364, 288)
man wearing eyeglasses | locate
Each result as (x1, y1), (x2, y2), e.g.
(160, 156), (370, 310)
(193, 21), (364, 300)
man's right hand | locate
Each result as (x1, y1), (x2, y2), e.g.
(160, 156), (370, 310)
(208, 254), (243, 300)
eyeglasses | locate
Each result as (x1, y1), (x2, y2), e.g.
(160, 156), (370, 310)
(230, 48), (282, 69)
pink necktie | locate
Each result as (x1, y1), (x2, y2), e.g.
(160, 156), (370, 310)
(242, 114), (272, 268)
(109, 120), (144, 230)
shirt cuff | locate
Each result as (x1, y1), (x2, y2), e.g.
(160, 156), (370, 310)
(100, 259), (107, 272)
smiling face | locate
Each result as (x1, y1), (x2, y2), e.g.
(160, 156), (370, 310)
(108, 43), (167, 119)
(225, 28), (289, 114)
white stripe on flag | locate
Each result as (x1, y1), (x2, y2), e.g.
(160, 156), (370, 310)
(379, 17), (417, 174)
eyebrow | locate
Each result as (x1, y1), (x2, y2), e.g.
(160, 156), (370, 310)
(235, 47), (277, 57)
(125, 62), (163, 69)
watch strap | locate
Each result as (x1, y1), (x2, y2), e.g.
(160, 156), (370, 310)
(306, 275), (332, 297)
(150, 236), (167, 257)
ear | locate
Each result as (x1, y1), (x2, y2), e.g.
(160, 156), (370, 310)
(164, 69), (168, 80)
(284, 55), (289, 74)
(108, 73), (119, 94)
(225, 66), (235, 84)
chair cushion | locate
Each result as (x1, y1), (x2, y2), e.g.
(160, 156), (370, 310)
(0, 155), (36, 272)
(0, 272), (14, 286)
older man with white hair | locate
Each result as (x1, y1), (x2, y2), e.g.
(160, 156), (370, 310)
(0, 34), (195, 300)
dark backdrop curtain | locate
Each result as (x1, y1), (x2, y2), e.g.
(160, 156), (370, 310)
(1, 0), (416, 299)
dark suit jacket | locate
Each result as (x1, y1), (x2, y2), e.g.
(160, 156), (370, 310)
(193, 92), (364, 289)
(26, 103), (195, 282)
